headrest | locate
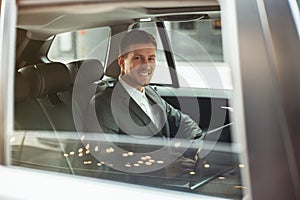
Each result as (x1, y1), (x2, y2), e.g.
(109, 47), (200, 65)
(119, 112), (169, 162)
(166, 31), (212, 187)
(105, 59), (120, 79)
(19, 62), (72, 98)
(14, 72), (30, 103)
(66, 59), (104, 84)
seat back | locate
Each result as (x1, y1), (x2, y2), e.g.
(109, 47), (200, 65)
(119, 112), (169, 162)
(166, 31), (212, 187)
(65, 59), (105, 132)
(66, 59), (104, 85)
(19, 62), (75, 131)
(14, 71), (53, 130)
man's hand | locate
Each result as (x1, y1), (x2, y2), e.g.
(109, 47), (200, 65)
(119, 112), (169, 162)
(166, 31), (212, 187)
(166, 156), (196, 178)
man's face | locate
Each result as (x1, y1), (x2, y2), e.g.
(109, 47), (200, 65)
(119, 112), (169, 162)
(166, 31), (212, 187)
(118, 43), (156, 92)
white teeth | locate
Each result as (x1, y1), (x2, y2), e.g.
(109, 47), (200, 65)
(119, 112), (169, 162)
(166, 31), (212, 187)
(139, 72), (150, 76)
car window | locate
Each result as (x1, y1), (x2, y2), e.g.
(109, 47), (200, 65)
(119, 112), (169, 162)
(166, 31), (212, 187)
(164, 19), (232, 90)
(11, 2), (244, 199)
(48, 26), (110, 65)
(166, 20), (223, 62)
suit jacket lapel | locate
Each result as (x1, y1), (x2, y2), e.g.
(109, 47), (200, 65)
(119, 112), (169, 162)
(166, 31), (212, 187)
(145, 86), (170, 137)
(114, 82), (159, 134)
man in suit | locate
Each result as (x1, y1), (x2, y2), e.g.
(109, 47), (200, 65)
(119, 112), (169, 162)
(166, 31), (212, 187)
(85, 30), (204, 177)
(94, 30), (203, 139)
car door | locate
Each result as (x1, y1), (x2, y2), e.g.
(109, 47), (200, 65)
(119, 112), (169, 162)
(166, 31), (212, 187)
(236, 0), (300, 199)
(3, 0), (299, 199)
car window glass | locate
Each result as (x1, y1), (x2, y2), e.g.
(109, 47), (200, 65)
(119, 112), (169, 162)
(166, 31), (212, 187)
(11, 3), (243, 199)
(165, 20), (232, 90)
(166, 20), (223, 62)
(48, 26), (110, 64)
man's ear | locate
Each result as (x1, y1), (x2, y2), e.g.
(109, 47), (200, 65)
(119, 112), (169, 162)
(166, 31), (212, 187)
(118, 55), (125, 74)
(118, 55), (125, 67)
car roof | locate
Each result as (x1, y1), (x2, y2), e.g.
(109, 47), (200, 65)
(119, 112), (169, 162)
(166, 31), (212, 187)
(17, 0), (220, 38)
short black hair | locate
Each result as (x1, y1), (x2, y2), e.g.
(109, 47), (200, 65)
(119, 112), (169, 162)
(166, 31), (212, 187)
(119, 30), (157, 56)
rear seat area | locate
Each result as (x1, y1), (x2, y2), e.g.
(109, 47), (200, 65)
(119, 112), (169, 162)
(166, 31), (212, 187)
(14, 59), (105, 132)
(16, 62), (76, 131)
(14, 72), (53, 130)
(13, 59), (108, 175)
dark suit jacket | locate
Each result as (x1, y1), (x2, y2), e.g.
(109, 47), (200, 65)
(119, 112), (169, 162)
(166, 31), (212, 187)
(75, 81), (204, 177)
(86, 81), (203, 141)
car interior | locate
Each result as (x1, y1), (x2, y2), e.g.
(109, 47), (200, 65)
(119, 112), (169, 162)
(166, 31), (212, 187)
(11, 0), (243, 199)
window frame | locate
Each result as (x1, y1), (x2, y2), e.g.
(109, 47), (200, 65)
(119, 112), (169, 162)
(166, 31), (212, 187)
(235, 0), (300, 199)
(155, 21), (180, 88)
(0, 0), (17, 166)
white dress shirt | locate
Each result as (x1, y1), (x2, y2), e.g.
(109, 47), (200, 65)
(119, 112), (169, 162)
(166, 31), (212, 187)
(119, 77), (157, 125)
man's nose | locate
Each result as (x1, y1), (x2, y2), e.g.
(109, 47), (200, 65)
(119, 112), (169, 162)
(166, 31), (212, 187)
(141, 59), (151, 67)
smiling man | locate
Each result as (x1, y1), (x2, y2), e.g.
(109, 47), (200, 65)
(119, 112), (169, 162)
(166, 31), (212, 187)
(85, 29), (204, 175)
(91, 30), (203, 141)
(118, 33), (156, 92)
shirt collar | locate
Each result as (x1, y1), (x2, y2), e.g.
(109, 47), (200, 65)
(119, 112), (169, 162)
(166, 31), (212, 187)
(119, 76), (146, 104)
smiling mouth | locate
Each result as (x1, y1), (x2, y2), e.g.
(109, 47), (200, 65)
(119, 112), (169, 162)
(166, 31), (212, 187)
(138, 71), (151, 76)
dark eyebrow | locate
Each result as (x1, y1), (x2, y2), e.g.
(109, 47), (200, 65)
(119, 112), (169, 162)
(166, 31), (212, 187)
(133, 54), (156, 57)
